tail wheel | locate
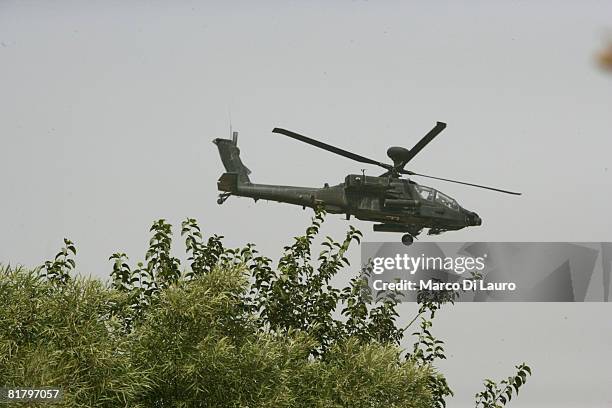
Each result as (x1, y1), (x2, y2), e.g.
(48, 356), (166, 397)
(217, 193), (231, 205)
(401, 234), (414, 246)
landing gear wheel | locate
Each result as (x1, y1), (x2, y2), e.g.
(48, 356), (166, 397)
(401, 234), (414, 246)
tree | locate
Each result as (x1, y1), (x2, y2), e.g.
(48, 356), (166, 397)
(0, 210), (530, 407)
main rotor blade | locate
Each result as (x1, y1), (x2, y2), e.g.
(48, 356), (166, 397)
(272, 127), (393, 170)
(401, 121), (447, 165)
(404, 170), (522, 195)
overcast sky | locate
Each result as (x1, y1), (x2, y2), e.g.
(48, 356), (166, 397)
(1, 1), (611, 407)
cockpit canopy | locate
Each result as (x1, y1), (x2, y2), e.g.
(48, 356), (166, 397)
(414, 185), (460, 211)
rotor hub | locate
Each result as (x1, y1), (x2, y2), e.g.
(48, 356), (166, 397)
(386, 146), (411, 167)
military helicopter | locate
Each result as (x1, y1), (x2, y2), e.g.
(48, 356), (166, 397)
(213, 122), (521, 245)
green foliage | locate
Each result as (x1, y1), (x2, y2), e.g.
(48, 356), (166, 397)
(0, 265), (432, 407)
(475, 364), (532, 408)
(0, 265), (149, 407)
(0, 210), (531, 407)
(181, 217), (226, 278)
(40, 238), (76, 286)
(129, 267), (433, 407)
(146, 219), (182, 288)
(109, 252), (131, 292)
(403, 286), (455, 407)
(340, 264), (404, 346)
(251, 211), (364, 356)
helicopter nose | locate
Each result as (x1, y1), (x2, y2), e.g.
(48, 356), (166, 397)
(468, 212), (482, 226)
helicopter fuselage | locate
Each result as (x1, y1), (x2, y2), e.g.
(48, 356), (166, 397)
(217, 170), (481, 237)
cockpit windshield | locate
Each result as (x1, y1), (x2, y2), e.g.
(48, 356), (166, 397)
(415, 185), (434, 201)
(435, 191), (459, 210)
(415, 185), (460, 211)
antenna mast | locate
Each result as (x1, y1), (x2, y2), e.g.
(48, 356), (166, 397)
(228, 106), (238, 145)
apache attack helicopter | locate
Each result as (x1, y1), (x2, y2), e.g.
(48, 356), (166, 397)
(213, 122), (521, 245)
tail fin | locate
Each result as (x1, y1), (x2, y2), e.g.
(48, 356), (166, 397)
(213, 134), (251, 184)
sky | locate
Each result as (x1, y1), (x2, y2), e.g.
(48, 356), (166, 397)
(1, 1), (611, 406)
